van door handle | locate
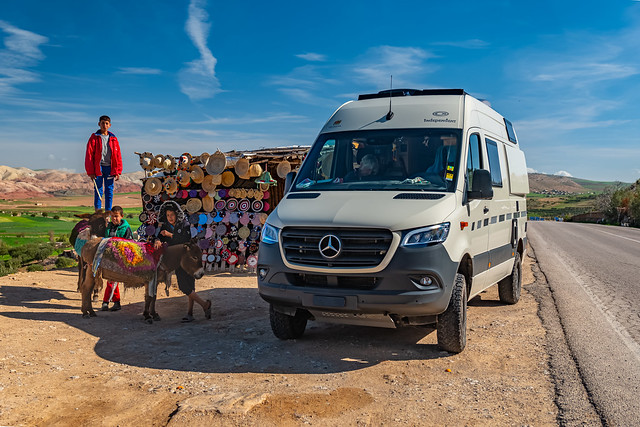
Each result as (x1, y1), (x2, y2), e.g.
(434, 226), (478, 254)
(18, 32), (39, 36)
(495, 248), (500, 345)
(483, 206), (489, 214)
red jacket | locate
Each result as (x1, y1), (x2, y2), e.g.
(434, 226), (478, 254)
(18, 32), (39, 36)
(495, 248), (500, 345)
(85, 131), (123, 177)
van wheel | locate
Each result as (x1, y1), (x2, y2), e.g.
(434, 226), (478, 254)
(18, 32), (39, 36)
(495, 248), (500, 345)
(269, 305), (307, 340)
(498, 252), (521, 304)
(437, 273), (467, 353)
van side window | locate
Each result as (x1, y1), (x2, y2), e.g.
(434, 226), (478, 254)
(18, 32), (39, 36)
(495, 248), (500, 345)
(466, 133), (482, 189)
(485, 138), (503, 187)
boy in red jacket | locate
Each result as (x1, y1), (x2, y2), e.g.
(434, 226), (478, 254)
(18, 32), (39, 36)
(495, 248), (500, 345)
(85, 115), (123, 211)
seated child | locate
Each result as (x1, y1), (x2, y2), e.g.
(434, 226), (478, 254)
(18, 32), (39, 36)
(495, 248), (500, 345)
(102, 205), (133, 311)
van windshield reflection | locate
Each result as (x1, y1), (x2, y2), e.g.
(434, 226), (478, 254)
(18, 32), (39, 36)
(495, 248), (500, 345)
(293, 129), (462, 192)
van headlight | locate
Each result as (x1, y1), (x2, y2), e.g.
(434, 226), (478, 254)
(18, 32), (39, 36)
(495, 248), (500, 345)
(401, 223), (450, 247)
(261, 223), (280, 244)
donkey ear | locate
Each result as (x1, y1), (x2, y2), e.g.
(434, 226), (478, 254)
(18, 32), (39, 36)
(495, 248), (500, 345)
(75, 213), (91, 219)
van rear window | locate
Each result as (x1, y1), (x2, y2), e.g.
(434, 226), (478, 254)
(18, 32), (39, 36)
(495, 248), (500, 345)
(504, 119), (517, 144)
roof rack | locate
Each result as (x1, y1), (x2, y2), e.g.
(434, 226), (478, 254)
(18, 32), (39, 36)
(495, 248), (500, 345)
(357, 88), (466, 100)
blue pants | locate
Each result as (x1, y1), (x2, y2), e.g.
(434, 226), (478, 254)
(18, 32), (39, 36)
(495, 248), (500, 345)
(94, 165), (114, 211)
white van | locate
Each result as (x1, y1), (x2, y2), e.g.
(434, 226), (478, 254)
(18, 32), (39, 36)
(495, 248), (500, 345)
(257, 89), (529, 353)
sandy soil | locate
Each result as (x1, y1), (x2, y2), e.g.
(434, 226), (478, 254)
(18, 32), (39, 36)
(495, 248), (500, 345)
(0, 255), (557, 426)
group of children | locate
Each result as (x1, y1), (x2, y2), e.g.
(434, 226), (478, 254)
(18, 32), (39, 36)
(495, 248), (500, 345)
(84, 115), (210, 321)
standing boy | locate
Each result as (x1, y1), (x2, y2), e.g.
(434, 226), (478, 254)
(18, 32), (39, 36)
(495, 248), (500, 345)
(102, 206), (133, 311)
(85, 115), (122, 211)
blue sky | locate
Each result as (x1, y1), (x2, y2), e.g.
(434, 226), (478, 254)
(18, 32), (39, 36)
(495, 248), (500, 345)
(1, 0), (639, 182)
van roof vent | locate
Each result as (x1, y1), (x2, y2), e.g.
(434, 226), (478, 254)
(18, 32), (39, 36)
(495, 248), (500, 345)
(287, 193), (320, 199)
(393, 193), (445, 200)
(358, 89), (466, 101)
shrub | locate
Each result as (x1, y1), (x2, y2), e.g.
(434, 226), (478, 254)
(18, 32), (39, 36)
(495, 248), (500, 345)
(16, 232), (25, 238)
(0, 239), (7, 256)
(0, 258), (21, 276)
(11, 211), (19, 216)
(55, 256), (77, 269)
(42, 212), (48, 217)
(8, 243), (55, 264)
(27, 264), (44, 272)
(53, 215), (60, 220)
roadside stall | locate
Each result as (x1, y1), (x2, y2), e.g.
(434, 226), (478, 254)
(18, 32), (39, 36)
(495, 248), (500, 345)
(135, 147), (308, 273)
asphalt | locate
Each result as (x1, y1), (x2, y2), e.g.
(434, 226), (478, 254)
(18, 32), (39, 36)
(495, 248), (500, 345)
(528, 221), (640, 426)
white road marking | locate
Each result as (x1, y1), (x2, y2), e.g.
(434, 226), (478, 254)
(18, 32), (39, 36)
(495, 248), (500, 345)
(594, 228), (640, 244)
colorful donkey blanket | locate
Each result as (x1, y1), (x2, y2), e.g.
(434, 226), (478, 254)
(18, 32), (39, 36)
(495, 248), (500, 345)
(92, 238), (165, 296)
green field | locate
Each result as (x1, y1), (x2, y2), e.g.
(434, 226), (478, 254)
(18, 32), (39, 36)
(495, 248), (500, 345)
(0, 209), (142, 248)
(526, 193), (598, 219)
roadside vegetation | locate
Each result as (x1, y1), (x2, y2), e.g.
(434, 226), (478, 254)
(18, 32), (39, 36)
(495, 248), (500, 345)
(595, 179), (640, 227)
(526, 193), (598, 220)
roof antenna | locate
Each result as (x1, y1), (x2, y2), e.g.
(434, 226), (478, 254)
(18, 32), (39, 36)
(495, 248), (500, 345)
(386, 75), (394, 121)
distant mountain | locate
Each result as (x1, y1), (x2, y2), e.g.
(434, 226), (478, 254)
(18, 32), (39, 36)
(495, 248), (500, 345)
(0, 165), (143, 199)
(528, 173), (628, 194)
(0, 166), (628, 200)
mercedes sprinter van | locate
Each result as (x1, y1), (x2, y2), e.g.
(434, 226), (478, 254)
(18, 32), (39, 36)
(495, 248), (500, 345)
(258, 89), (529, 353)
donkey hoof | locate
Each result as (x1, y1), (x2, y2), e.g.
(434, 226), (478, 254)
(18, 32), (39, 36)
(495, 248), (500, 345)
(152, 313), (161, 321)
(89, 311), (98, 317)
(145, 318), (153, 324)
(82, 313), (90, 319)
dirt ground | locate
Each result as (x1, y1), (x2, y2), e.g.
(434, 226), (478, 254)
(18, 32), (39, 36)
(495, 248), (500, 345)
(0, 255), (557, 426)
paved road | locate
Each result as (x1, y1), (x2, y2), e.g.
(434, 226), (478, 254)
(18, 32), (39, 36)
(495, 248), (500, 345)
(528, 221), (640, 425)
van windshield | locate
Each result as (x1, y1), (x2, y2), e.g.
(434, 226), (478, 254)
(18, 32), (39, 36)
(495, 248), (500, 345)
(292, 129), (462, 192)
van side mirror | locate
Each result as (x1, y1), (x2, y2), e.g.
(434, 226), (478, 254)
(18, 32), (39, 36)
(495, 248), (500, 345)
(284, 171), (297, 194)
(468, 169), (493, 200)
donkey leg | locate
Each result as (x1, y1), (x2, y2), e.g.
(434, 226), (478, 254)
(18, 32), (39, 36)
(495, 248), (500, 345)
(143, 294), (153, 324)
(80, 268), (96, 318)
(150, 295), (161, 321)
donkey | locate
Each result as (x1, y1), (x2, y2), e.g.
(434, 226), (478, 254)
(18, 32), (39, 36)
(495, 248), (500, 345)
(79, 237), (204, 323)
(71, 211), (110, 296)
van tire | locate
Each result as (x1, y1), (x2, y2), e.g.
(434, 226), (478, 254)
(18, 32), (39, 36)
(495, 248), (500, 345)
(269, 305), (307, 340)
(498, 252), (521, 304)
(437, 273), (467, 353)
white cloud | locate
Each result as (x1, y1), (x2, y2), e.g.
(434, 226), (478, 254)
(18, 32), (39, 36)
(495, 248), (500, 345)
(178, 0), (220, 100)
(432, 39), (489, 49)
(527, 167), (538, 173)
(296, 53), (327, 62)
(532, 62), (637, 84)
(117, 67), (162, 75)
(200, 113), (309, 125)
(0, 20), (48, 96)
(554, 170), (573, 177)
(352, 46), (435, 88)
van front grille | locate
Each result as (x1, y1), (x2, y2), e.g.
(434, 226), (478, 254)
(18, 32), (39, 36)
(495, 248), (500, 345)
(281, 227), (392, 268)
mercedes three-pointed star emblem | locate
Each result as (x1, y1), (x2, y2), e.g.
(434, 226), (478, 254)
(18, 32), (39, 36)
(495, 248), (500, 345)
(318, 234), (342, 259)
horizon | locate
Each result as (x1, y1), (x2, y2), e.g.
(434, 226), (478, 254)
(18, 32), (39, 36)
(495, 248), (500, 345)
(1, 1), (639, 182)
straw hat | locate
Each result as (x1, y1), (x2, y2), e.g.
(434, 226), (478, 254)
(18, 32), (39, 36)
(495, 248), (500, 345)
(221, 170), (235, 187)
(199, 152), (210, 165)
(177, 169), (191, 187)
(202, 174), (217, 193)
(178, 152), (192, 170)
(144, 177), (162, 196)
(255, 171), (277, 186)
(186, 197), (202, 214)
(153, 154), (165, 169)
(249, 163), (263, 178)
(235, 158), (250, 177)
(276, 160), (292, 178)
(206, 150), (227, 175)
(202, 195), (214, 212)
(139, 152), (154, 171)
(163, 177), (178, 195)
(162, 155), (176, 172)
(190, 165), (205, 184)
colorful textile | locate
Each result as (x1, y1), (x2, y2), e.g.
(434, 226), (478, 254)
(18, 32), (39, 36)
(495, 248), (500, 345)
(74, 228), (91, 255)
(92, 238), (166, 297)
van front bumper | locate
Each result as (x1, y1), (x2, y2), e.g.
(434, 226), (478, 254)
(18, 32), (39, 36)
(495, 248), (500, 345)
(257, 241), (459, 319)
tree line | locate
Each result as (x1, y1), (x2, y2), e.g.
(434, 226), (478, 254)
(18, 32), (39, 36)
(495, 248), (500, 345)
(596, 179), (640, 227)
